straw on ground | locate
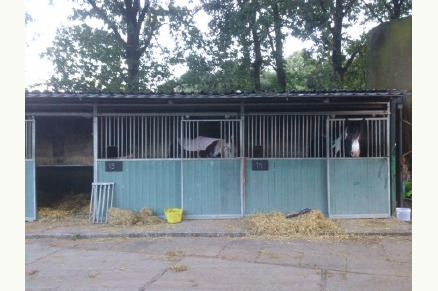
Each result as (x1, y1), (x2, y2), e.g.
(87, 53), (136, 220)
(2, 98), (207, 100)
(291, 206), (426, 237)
(243, 210), (343, 238)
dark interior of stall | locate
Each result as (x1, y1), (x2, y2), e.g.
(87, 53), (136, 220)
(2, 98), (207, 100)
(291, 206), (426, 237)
(35, 116), (93, 215)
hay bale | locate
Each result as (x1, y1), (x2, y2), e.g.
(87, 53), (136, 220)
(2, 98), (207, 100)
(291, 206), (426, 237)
(243, 210), (342, 238)
(137, 208), (165, 225)
(138, 207), (155, 218)
(107, 207), (138, 226)
(107, 207), (165, 226)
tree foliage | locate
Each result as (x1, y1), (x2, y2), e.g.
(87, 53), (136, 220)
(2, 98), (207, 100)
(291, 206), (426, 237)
(43, 0), (201, 92)
(43, 25), (126, 92)
(361, 0), (412, 23)
(200, 0), (265, 91)
(289, 0), (363, 86)
(284, 48), (365, 91)
(32, 0), (411, 92)
(201, 0), (292, 92)
(158, 51), (254, 93)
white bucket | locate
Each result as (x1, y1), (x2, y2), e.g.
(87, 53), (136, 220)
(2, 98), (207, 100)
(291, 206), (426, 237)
(396, 208), (411, 221)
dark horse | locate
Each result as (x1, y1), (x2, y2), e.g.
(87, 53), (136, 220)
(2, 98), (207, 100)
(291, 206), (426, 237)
(330, 119), (368, 158)
(344, 119), (367, 157)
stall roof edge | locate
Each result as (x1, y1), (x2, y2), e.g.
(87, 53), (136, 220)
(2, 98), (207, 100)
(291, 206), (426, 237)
(25, 89), (411, 100)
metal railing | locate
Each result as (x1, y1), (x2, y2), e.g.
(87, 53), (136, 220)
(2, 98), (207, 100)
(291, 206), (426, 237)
(328, 117), (389, 158)
(98, 116), (182, 159)
(180, 119), (240, 158)
(245, 114), (326, 158)
(97, 114), (388, 160)
(89, 182), (115, 224)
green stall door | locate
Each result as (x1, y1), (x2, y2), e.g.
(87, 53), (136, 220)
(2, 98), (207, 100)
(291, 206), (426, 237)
(245, 159), (328, 216)
(182, 159), (242, 218)
(329, 158), (390, 218)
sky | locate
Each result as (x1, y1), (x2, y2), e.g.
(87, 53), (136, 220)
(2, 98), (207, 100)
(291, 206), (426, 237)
(24, 0), (315, 90)
(25, 0), (78, 88)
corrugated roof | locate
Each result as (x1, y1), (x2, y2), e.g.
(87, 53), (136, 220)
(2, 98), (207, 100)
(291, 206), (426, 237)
(25, 89), (411, 100)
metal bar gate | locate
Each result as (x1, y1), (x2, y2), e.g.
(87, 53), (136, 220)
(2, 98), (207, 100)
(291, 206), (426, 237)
(89, 182), (115, 223)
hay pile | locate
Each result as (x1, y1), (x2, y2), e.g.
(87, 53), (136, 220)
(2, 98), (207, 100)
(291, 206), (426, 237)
(107, 207), (165, 227)
(37, 207), (70, 219)
(243, 210), (343, 238)
(37, 193), (91, 219)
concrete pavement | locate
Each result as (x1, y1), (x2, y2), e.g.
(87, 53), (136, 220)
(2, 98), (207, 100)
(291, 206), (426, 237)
(26, 234), (411, 290)
(25, 217), (412, 290)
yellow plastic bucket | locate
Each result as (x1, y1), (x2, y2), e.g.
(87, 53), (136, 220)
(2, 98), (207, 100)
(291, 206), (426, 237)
(164, 208), (183, 224)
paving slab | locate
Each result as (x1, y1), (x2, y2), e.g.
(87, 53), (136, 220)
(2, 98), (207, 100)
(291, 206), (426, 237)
(325, 270), (411, 291)
(148, 256), (323, 291)
(26, 246), (170, 290)
(26, 235), (411, 291)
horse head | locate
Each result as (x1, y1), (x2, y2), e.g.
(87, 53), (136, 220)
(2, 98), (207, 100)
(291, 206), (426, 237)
(345, 119), (366, 157)
(211, 138), (236, 158)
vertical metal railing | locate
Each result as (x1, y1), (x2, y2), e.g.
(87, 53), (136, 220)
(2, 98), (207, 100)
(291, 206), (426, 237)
(180, 119), (240, 159)
(98, 115), (182, 159)
(328, 117), (389, 158)
(366, 117), (389, 157)
(245, 114), (326, 158)
(96, 114), (389, 160)
(328, 119), (346, 158)
(89, 182), (115, 224)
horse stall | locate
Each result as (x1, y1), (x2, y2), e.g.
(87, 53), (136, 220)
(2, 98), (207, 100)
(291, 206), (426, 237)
(25, 90), (408, 220)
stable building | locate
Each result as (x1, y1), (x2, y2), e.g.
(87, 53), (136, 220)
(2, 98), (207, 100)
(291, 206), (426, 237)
(25, 90), (409, 222)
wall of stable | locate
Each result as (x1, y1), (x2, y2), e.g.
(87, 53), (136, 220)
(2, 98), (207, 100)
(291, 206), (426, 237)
(95, 157), (390, 218)
(25, 99), (395, 220)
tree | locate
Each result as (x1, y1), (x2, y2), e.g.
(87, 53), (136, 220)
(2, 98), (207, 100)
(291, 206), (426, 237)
(361, 0), (412, 23)
(25, 12), (34, 25)
(289, 0), (363, 85)
(340, 38), (366, 89)
(265, 0), (287, 91)
(201, 0), (266, 91)
(44, 0), (200, 92)
(284, 50), (320, 90)
(283, 50), (336, 90)
(201, 0), (293, 92)
(158, 51), (254, 93)
(43, 25), (127, 92)
(25, 12), (36, 47)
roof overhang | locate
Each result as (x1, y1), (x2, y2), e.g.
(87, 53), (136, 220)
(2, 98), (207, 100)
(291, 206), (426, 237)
(25, 90), (411, 116)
